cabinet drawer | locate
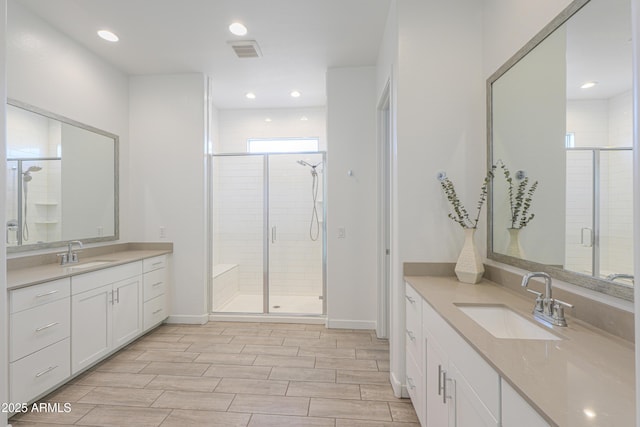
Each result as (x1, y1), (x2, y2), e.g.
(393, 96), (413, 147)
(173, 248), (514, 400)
(10, 338), (71, 404)
(143, 255), (166, 273)
(10, 278), (70, 313)
(406, 351), (425, 425)
(144, 295), (167, 330)
(10, 298), (70, 362)
(143, 268), (166, 302)
(405, 283), (422, 362)
(72, 261), (142, 295)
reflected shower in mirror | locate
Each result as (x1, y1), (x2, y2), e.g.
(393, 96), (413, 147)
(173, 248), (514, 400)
(6, 100), (119, 252)
(488, 0), (633, 300)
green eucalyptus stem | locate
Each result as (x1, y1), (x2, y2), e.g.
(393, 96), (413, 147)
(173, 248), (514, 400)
(440, 166), (495, 229)
(495, 161), (538, 229)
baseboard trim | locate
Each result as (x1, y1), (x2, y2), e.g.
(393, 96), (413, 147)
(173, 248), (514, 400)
(209, 314), (326, 325)
(326, 319), (377, 330)
(390, 371), (409, 398)
(165, 314), (209, 325)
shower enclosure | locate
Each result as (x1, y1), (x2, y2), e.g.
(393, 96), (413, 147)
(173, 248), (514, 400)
(6, 157), (62, 246)
(211, 152), (326, 315)
(565, 147), (633, 282)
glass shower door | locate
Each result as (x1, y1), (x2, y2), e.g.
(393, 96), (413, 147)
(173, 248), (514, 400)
(211, 155), (264, 313)
(268, 153), (324, 314)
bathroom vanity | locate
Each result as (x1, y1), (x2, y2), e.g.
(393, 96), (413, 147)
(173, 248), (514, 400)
(404, 275), (634, 426)
(7, 244), (172, 405)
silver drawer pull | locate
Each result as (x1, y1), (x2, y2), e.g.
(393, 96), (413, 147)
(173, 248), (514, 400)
(35, 365), (58, 378)
(405, 295), (416, 303)
(406, 329), (416, 341)
(35, 290), (59, 298)
(152, 282), (163, 287)
(35, 322), (59, 332)
(152, 308), (163, 315)
(407, 376), (416, 390)
(152, 262), (163, 267)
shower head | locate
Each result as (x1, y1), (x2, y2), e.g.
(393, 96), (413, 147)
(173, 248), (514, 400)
(297, 160), (323, 169)
(23, 165), (42, 174)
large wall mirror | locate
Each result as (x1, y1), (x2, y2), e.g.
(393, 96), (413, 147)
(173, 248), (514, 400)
(487, 0), (633, 300)
(6, 100), (119, 252)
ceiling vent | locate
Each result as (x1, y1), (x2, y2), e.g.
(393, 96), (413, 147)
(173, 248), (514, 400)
(228, 40), (262, 58)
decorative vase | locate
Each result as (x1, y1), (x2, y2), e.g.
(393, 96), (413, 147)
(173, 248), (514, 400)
(506, 227), (524, 259)
(455, 228), (484, 284)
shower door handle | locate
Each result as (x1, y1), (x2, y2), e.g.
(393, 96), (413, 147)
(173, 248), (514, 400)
(271, 226), (276, 243)
(581, 227), (593, 247)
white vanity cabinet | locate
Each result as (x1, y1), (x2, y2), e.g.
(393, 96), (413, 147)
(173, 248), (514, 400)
(142, 255), (169, 331)
(71, 262), (143, 374)
(405, 284), (425, 425)
(501, 379), (550, 427)
(9, 278), (71, 404)
(421, 297), (499, 427)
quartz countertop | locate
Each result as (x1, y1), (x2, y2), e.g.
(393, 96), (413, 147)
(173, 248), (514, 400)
(405, 275), (635, 427)
(8, 249), (171, 290)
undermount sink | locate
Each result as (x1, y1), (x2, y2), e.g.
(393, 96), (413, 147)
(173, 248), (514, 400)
(455, 303), (562, 341)
(65, 260), (115, 270)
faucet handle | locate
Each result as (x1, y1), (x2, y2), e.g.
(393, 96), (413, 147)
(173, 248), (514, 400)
(553, 298), (573, 310)
(57, 253), (69, 265)
(552, 299), (573, 325)
(526, 289), (544, 312)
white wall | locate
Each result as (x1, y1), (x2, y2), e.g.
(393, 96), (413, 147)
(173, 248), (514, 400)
(326, 66), (378, 329)
(6, 0), (130, 247)
(633, 1), (640, 422)
(129, 73), (209, 323)
(216, 108), (326, 153)
(1, 1), (8, 424)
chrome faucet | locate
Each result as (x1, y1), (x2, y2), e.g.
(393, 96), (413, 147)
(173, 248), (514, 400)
(58, 240), (83, 265)
(606, 273), (634, 284)
(521, 272), (573, 327)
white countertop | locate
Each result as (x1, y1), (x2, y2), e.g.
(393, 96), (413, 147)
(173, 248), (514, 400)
(405, 275), (635, 427)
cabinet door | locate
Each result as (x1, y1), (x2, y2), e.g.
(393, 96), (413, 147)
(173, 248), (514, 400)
(449, 361), (499, 427)
(112, 277), (142, 348)
(425, 332), (449, 427)
(502, 379), (550, 427)
(71, 283), (112, 374)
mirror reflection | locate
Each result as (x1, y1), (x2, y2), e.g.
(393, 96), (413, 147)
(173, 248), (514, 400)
(489, 0), (633, 295)
(6, 101), (118, 251)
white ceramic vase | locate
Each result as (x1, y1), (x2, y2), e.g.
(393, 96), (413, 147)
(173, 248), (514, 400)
(506, 227), (524, 258)
(454, 228), (484, 284)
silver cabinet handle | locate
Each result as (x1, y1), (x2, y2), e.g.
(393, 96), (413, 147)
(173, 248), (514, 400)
(115, 288), (120, 304)
(36, 290), (59, 298)
(152, 282), (163, 287)
(271, 226), (277, 243)
(407, 376), (416, 390)
(438, 364), (444, 396)
(110, 290), (115, 305)
(406, 329), (416, 341)
(35, 365), (58, 378)
(35, 322), (59, 332)
(405, 295), (415, 303)
(442, 369), (448, 404)
(152, 261), (163, 267)
(152, 308), (163, 315)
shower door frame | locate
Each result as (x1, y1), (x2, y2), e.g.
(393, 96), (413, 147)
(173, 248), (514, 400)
(210, 151), (327, 316)
(566, 146), (633, 279)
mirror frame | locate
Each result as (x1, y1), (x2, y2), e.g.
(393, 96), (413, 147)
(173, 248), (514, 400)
(486, 0), (633, 301)
(7, 98), (120, 253)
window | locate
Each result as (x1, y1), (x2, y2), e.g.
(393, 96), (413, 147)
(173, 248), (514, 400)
(247, 137), (319, 153)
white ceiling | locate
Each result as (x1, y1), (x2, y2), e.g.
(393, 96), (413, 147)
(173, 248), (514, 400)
(18, 0), (391, 109)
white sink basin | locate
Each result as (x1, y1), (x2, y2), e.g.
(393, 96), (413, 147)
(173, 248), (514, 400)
(455, 304), (562, 341)
(66, 260), (115, 270)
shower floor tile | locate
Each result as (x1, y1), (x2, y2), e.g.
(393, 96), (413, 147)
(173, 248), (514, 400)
(215, 294), (323, 314)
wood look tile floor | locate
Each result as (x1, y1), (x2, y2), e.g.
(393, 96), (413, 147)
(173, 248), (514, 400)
(9, 322), (419, 427)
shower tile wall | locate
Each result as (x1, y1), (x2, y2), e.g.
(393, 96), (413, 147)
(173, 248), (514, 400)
(565, 92), (633, 277)
(213, 155), (323, 305)
(6, 106), (62, 245)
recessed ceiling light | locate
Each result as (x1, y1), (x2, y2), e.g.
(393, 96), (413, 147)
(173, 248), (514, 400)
(229, 22), (248, 36)
(97, 30), (119, 42)
(290, 90), (301, 98)
(265, 118), (272, 123)
(580, 81), (598, 89)
(300, 116), (308, 121)
(583, 408), (596, 419)
(245, 92), (256, 99)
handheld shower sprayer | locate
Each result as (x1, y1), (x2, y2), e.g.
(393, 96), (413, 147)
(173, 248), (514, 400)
(21, 165), (42, 241)
(297, 159), (323, 241)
